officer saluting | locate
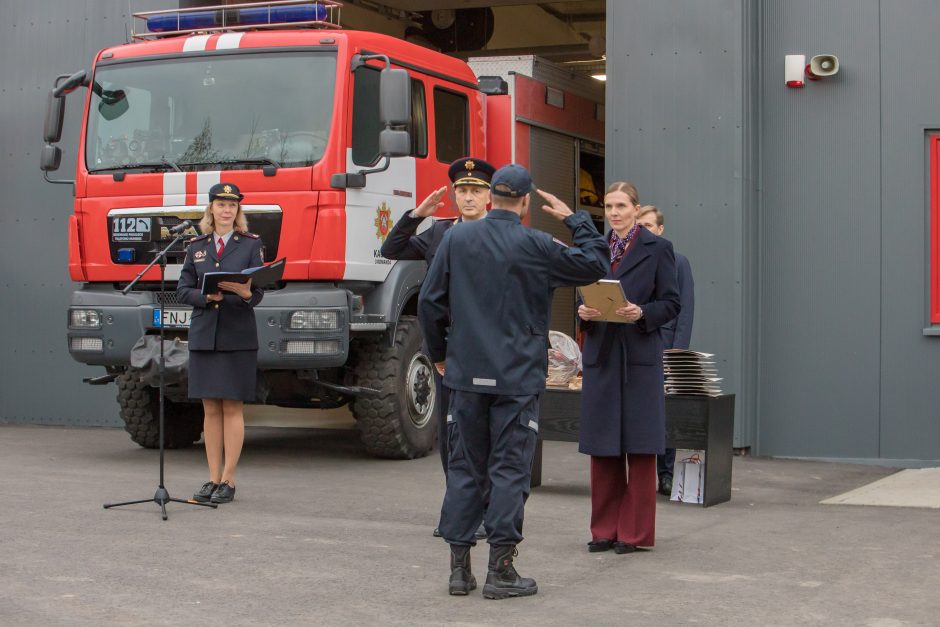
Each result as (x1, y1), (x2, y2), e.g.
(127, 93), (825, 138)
(176, 182), (265, 505)
(381, 157), (495, 538)
(419, 165), (609, 599)
(380, 157), (495, 266)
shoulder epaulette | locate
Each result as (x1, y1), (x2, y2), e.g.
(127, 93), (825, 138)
(239, 231), (260, 239)
(187, 233), (210, 244)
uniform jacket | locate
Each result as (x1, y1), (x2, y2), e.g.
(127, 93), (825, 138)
(660, 251), (694, 350)
(379, 210), (458, 266)
(176, 231), (265, 352)
(418, 209), (609, 396)
(579, 227), (680, 457)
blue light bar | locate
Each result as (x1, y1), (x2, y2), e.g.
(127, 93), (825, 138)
(147, 10), (219, 33)
(147, 4), (327, 34)
(239, 4), (327, 26)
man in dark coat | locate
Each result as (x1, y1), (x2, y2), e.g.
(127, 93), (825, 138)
(380, 157), (495, 539)
(419, 164), (609, 598)
(637, 206), (695, 496)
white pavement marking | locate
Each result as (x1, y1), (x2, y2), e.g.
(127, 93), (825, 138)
(821, 467), (940, 508)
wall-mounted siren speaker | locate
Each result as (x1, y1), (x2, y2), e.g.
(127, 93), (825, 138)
(806, 55), (839, 80)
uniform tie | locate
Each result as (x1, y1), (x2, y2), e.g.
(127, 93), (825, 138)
(217, 236), (225, 257)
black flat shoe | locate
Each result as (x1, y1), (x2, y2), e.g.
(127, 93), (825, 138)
(193, 481), (218, 503)
(211, 481), (236, 504)
(613, 542), (636, 554)
(587, 539), (613, 553)
(433, 527), (442, 538)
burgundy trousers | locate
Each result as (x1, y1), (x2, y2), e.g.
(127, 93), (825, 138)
(590, 453), (657, 546)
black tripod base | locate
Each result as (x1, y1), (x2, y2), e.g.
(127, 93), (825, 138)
(104, 486), (217, 520)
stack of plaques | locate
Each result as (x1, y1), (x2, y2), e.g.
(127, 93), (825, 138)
(663, 349), (722, 397)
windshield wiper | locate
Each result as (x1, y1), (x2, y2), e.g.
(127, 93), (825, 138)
(182, 157), (282, 171)
(89, 157), (182, 174)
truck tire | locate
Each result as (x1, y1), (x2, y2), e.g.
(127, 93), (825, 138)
(116, 371), (203, 449)
(351, 315), (437, 459)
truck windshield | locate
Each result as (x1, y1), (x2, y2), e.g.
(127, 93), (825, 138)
(86, 51), (336, 172)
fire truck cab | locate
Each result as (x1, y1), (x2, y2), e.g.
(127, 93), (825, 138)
(41, 1), (604, 459)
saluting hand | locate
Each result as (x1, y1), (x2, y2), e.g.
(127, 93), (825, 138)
(536, 189), (574, 221)
(218, 278), (253, 299)
(578, 304), (603, 320)
(412, 186), (448, 218)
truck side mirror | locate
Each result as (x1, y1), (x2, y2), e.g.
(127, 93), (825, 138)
(379, 129), (410, 158)
(379, 68), (410, 126)
(44, 91), (65, 143)
(40, 144), (62, 172)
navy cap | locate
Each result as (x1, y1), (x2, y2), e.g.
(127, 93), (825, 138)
(208, 182), (244, 202)
(490, 164), (535, 197)
(447, 157), (495, 188)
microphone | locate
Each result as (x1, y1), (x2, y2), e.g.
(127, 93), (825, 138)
(168, 220), (193, 235)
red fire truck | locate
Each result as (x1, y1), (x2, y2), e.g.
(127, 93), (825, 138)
(40, 1), (605, 458)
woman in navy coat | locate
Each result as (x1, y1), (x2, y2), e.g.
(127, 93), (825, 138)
(578, 181), (680, 553)
(176, 183), (264, 505)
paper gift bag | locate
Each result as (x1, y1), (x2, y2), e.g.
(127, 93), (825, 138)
(671, 449), (705, 504)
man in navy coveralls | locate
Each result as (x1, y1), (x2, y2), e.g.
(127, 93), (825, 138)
(381, 157), (495, 539)
(419, 165), (609, 599)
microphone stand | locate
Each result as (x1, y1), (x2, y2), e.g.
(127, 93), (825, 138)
(104, 226), (216, 520)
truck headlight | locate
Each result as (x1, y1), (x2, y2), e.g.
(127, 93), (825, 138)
(70, 309), (101, 329)
(284, 339), (341, 355)
(290, 310), (339, 330)
(70, 337), (104, 352)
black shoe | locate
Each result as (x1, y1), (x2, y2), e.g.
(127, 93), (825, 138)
(448, 545), (477, 596)
(613, 541), (636, 554)
(658, 475), (673, 497)
(475, 523), (488, 540)
(482, 544), (538, 600)
(210, 481), (236, 504)
(193, 481), (218, 503)
(587, 539), (613, 553)
(433, 527), (442, 538)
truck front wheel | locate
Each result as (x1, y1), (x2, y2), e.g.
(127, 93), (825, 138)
(116, 371), (203, 449)
(351, 315), (437, 459)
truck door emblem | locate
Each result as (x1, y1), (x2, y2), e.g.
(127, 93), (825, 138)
(374, 202), (394, 242)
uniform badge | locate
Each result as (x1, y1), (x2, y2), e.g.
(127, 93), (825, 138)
(374, 202), (394, 242)
(223, 185), (233, 194)
(194, 250), (207, 261)
(464, 159), (475, 172)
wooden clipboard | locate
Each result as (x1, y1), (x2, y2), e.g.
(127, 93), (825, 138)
(577, 279), (632, 323)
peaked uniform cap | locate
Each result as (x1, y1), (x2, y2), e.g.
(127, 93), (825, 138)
(208, 182), (244, 202)
(448, 157), (495, 188)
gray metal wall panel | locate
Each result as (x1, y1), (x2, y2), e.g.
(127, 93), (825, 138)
(758, 0), (882, 457)
(0, 0), (177, 426)
(606, 0), (752, 445)
(529, 126), (577, 337)
(878, 3), (940, 461)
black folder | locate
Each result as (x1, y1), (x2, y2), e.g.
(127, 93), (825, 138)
(200, 258), (286, 295)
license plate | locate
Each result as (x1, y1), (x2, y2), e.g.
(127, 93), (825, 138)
(112, 216), (152, 242)
(153, 308), (192, 328)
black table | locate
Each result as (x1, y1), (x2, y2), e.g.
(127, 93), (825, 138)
(533, 389), (735, 507)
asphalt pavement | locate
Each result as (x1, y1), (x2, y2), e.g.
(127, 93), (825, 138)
(1, 424), (938, 626)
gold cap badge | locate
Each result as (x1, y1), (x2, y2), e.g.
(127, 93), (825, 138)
(464, 160), (475, 172)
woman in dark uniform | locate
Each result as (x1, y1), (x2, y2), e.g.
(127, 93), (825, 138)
(577, 181), (680, 553)
(176, 182), (264, 504)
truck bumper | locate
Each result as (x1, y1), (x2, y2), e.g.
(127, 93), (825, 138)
(67, 284), (359, 369)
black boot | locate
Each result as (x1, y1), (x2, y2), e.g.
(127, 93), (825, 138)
(482, 544), (538, 600)
(449, 545), (476, 596)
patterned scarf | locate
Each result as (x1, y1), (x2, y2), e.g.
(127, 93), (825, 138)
(608, 223), (641, 266)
